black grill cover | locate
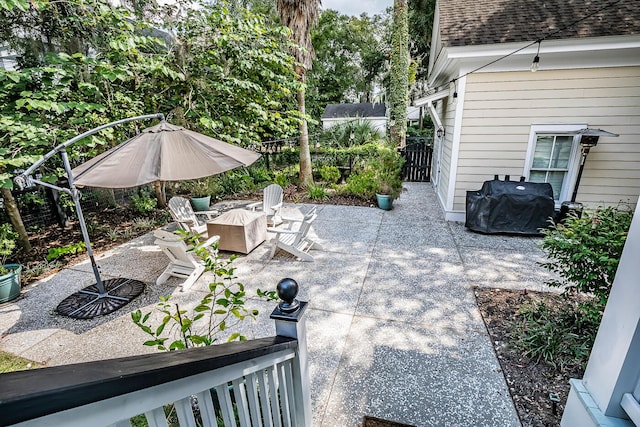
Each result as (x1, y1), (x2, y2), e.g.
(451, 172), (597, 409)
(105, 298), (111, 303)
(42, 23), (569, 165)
(465, 179), (554, 235)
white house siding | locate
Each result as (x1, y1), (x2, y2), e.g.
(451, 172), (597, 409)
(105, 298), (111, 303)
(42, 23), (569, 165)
(452, 66), (640, 212)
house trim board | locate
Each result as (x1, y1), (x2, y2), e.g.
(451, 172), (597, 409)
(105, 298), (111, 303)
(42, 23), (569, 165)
(445, 210), (465, 222)
(446, 74), (466, 213)
(413, 89), (448, 130)
(429, 35), (640, 87)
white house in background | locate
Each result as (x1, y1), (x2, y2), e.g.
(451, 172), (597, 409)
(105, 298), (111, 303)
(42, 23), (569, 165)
(321, 103), (388, 136)
(417, 0), (640, 222)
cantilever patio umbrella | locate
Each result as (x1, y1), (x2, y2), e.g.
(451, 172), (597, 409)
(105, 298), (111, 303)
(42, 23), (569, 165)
(15, 115), (260, 319)
(73, 121), (261, 187)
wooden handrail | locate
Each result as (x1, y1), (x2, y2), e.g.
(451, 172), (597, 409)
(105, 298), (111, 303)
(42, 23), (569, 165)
(0, 336), (297, 426)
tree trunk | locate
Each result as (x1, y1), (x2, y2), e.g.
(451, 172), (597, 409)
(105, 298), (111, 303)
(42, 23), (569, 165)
(153, 181), (167, 208)
(0, 188), (32, 252)
(296, 67), (314, 189)
(389, 0), (409, 149)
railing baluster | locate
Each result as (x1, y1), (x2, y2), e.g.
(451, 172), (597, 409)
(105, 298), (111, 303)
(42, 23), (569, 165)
(246, 372), (264, 427)
(258, 369), (274, 427)
(0, 280), (312, 427)
(277, 362), (292, 427)
(215, 384), (237, 427)
(267, 365), (282, 427)
(232, 378), (251, 427)
(145, 407), (169, 427)
(196, 390), (217, 427)
(283, 360), (297, 427)
(174, 397), (197, 427)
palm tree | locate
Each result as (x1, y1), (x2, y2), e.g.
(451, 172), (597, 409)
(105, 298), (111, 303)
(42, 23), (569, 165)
(275, 0), (321, 188)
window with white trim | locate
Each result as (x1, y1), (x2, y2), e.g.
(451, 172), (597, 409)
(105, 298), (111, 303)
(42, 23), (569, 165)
(525, 125), (584, 205)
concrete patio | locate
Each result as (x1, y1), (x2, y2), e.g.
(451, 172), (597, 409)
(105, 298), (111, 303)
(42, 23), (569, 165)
(0, 182), (559, 426)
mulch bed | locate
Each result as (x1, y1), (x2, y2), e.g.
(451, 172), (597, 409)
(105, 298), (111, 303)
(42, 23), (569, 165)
(475, 288), (585, 427)
(362, 416), (416, 427)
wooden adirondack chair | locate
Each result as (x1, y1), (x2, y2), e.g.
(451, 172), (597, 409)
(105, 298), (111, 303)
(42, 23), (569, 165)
(267, 207), (322, 261)
(246, 184), (283, 226)
(168, 196), (219, 236)
(153, 229), (219, 291)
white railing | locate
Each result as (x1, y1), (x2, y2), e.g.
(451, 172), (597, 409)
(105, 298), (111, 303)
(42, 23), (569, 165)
(621, 393), (640, 426)
(0, 283), (312, 427)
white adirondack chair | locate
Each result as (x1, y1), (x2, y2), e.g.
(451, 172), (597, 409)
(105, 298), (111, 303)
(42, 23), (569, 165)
(153, 229), (220, 291)
(168, 196), (219, 236)
(246, 184), (283, 226)
(267, 207), (322, 261)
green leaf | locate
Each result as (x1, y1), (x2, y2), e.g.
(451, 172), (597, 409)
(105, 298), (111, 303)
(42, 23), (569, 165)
(169, 341), (186, 350)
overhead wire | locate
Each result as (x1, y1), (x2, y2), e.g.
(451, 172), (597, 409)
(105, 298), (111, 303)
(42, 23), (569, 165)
(447, 0), (624, 86)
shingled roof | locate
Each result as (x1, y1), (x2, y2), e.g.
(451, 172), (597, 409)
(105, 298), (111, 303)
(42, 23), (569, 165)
(438, 0), (640, 47)
(321, 103), (387, 119)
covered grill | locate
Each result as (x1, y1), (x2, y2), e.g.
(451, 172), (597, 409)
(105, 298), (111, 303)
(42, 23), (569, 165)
(465, 176), (555, 235)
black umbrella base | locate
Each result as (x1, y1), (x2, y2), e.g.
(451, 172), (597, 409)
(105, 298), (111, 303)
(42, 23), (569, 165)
(56, 278), (146, 319)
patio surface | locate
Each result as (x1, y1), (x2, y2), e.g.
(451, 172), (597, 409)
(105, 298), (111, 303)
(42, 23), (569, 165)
(0, 182), (560, 426)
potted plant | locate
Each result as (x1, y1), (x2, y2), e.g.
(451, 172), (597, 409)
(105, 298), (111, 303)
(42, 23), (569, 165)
(373, 148), (404, 210)
(0, 223), (22, 303)
(188, 178), (215, 211)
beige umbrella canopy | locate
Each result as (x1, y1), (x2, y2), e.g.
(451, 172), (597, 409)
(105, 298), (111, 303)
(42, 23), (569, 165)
(72, 121), (261, 188)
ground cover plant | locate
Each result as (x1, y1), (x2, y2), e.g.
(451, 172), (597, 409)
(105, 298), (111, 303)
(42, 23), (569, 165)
(0, 350), (40, 373)
(477, 204), (634, 426)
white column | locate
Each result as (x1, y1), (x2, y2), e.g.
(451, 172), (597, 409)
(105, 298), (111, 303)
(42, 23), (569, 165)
(271, 278), (313, 427)
(562, 201), (640, 426)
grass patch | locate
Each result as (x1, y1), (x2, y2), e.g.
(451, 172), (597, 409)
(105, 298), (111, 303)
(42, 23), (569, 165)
(0, 350), (40, 373)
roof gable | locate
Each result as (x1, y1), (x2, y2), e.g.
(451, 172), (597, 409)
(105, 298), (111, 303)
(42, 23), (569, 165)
(322, 103), (387, 119)
(438, 0), (640, 47)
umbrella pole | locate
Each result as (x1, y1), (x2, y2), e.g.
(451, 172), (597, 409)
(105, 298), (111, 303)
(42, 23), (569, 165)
(12, 113), (165, 319)
(61, 150), (106, 296)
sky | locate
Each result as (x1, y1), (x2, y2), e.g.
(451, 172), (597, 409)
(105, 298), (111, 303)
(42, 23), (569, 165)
(322, 0), (393, 17)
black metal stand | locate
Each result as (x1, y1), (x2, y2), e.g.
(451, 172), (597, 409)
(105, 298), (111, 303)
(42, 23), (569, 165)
(15, 114), (163, 319)
(56, 278), (146, 319)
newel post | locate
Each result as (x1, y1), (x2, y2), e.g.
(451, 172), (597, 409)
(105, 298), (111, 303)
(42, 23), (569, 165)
(270, 278), (312, 427)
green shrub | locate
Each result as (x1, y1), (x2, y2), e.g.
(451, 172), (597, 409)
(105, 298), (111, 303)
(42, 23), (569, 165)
(511, 204), (635, 372)
(342, 169), (378, 200)
(273, 171), (290, 189)
(272, 164), (299, 189)
(184, 177), (222, 198)
(318, 165), (341, 184)
(510, 298), (599, 371)
(46, 242), (86, 261)
(306, 183), (328, 200)
(370, 147), (404, 198)
(540, 204), (633, 319)
(129, 191), (157, 215)
(247, 166), (273, 186)
(320, 119), (382, 148)
(272, 146), (299, 167)
(0, 224), (18, 275)
(218, 170), (253, 195)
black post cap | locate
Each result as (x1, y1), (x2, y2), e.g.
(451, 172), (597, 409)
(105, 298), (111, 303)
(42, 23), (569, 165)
(276, 278), (300, 313)
(271, 278), (308, 321)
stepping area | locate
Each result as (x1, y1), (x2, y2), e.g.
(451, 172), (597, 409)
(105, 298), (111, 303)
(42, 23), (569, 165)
(1, 183), (560, 426)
